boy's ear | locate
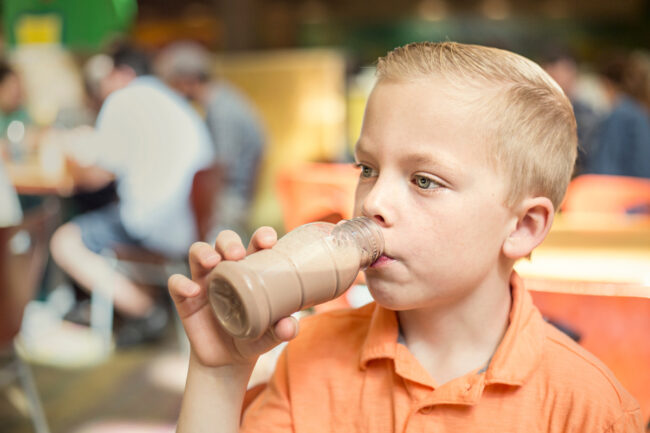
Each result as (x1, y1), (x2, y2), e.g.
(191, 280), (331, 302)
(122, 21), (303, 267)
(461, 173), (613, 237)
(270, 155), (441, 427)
(503, 197), (554, 260)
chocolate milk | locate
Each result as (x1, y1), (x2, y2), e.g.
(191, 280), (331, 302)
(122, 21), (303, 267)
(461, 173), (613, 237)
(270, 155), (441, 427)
(207, 217), (384, 339)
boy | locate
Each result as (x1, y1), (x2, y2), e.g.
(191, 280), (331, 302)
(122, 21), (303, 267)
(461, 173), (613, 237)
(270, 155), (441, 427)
(169, 42), (643, 432)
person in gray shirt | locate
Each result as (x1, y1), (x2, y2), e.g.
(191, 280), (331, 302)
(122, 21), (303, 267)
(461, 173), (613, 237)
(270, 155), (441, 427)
(156, 42), (265, 243)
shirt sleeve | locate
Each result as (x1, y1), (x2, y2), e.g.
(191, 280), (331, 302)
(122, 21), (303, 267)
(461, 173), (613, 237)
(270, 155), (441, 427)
(241, 348), (293, 432)
(93, 90), (135, 175)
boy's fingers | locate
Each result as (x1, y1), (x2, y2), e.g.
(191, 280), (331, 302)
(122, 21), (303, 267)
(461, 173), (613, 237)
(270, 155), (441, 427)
(188, 242), (220, 279)
(247, 227), (278, 255)
(233, 316), (299, 360)
(215, 230), (247, 261)
(272, 316), (299, 341)
(168, 273), (200, 303)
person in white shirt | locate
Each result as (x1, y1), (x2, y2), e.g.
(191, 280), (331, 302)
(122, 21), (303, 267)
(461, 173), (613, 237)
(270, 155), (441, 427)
(50, 45), (214, 345)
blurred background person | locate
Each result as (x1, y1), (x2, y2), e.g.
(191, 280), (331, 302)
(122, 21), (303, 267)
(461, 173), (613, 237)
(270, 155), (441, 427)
(0, 60), (31, 140)
(581, 51), (650, 179)
(50, 43), (214, 346)
(81, 53), (116, 117)
(624, 51), (650, 115)
(0, 60), (25, 225)
(156, 42), (265, 243)
(58, 54), (120, 216)
(541, 46), (601, 176)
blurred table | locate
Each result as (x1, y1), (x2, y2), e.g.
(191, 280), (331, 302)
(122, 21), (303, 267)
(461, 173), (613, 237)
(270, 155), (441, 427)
(6, 158), (74, 196)
(5, 155), (74, 196)
(515, 213), (650, 298)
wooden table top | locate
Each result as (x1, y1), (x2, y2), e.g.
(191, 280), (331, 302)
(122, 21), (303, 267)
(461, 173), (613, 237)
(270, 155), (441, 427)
(516, 213), (650, 298)
(6, 157), (74, 196)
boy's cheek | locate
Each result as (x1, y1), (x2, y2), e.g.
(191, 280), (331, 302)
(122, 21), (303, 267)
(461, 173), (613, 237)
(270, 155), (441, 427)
(351, 196), (364, 218)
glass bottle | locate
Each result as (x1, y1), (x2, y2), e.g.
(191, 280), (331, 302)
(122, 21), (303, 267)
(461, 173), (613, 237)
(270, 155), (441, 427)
(207, 217), (383, 340)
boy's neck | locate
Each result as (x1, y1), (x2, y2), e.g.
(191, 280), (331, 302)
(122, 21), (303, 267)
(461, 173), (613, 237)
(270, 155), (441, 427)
(397, 267), (513, 387)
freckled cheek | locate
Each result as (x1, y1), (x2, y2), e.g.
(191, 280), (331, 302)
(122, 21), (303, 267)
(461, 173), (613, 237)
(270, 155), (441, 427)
(404, 227), (447, 257)
(409, 222), (474, 266)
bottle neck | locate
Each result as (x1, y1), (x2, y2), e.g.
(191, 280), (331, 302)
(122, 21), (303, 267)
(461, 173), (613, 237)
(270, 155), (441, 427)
(333, 217), (384, 269)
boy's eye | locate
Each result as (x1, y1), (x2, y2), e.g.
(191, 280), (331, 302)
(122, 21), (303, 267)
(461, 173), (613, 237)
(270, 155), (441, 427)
(356, 164), (376, 178)
(413, 174), (440, 190)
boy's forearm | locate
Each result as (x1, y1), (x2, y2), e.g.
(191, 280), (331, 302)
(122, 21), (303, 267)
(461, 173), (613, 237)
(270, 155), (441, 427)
(177, 354), (254, 433)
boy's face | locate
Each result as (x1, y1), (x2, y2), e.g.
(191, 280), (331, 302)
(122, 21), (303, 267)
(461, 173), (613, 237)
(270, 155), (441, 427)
(353, 77), (518, 311)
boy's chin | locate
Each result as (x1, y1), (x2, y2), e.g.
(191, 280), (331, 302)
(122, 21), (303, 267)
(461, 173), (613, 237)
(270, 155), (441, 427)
(367, 278), (453, 312)
(367, 282), (411, 311)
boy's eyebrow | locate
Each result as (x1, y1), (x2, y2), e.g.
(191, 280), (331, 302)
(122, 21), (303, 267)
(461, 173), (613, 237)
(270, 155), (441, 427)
(355, 141), (463, 175)
(403, 151), (460, 170)
(353, 141), (370, 159)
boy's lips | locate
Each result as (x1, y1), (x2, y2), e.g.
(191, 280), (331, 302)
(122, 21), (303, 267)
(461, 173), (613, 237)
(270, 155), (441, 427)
(370, 254), (396, 268)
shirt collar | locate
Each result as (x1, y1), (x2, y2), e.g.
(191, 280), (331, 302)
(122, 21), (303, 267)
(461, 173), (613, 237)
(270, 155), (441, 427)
(359, 272), (545, 388)
(359, 301), (400, 369)
(484, 272), (545, 385)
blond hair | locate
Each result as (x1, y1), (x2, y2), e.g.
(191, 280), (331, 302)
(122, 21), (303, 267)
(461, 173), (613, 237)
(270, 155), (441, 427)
(376, 41), (577, 210)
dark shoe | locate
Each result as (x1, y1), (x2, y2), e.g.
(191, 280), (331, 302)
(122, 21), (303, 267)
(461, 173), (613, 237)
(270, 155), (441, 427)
(114, 304), (169, 348)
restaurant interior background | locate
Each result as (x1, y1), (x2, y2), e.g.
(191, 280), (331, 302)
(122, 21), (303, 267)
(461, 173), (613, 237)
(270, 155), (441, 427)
(0, 0), (649, 432)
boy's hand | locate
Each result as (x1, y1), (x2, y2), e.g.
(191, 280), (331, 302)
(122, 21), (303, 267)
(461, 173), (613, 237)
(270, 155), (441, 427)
(168, 227), (298, 368)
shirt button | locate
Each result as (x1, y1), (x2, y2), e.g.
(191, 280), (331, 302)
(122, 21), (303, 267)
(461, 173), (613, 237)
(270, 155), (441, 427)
(419, 406), (434, 414)
(464, 383), (472, 392)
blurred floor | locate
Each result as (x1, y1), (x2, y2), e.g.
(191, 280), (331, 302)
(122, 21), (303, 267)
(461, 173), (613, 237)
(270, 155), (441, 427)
(0, 323), (187, 433)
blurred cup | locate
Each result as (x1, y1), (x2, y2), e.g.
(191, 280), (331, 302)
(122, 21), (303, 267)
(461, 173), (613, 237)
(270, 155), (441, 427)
(7, 120), (26, 161)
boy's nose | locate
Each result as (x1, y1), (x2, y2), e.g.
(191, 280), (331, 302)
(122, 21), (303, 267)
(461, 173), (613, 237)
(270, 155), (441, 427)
(359, 182), (394, 227)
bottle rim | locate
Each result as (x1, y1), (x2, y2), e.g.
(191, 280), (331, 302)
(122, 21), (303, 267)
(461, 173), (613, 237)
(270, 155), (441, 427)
(343, 217), (384, 265)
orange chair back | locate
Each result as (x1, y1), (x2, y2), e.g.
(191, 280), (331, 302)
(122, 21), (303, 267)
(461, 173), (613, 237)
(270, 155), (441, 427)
(276, 162), (359, 232)
(531, 291), (650, 423)
(561, 174), (650, 214)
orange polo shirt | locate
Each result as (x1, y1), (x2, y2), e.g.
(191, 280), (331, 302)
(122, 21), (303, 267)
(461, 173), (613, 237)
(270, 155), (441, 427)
(241, 273), (643, 432)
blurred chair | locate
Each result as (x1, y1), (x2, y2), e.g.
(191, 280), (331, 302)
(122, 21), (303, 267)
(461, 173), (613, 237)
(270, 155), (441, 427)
(530, 291), (650, 425)
(191, 161), (225, 244)
(110, 162), (224, 284)
(549, 173), (650, 422)
(90, 162), (223, 351)
(562, 174), (650, 214)
(276, 162), (359, 232)
(276, 162), (363, 313)
(0, 198), (59, 433)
